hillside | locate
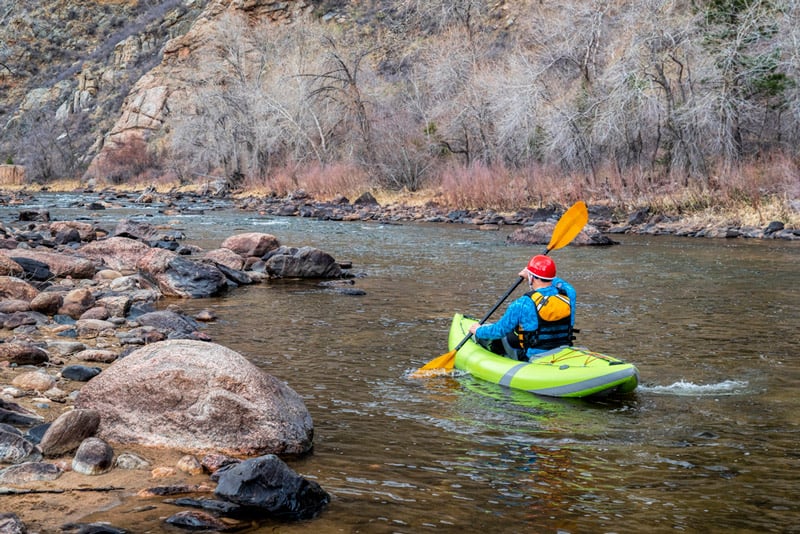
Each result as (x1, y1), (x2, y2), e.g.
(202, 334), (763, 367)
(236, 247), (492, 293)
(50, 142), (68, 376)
(1, 0), (798, 224)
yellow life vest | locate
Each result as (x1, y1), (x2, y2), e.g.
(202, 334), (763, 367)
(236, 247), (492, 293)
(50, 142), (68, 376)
(530, 291), (571, 322)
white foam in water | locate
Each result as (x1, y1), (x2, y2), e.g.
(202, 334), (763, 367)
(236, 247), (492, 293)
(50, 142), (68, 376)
(641, 379), (749, 396)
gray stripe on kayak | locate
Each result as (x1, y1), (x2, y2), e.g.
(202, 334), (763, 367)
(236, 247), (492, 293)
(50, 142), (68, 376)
(499, 363), (529, 387)
(526, 368), (638, 397)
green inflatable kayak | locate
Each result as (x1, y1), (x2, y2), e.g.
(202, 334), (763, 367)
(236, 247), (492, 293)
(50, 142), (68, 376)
(450, 313), (639, 398)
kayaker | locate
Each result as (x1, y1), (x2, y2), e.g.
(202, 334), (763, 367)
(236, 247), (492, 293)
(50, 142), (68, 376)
(468, 255), (577, 361)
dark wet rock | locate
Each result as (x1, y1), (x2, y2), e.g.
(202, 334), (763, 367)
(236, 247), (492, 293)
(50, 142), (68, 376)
(0, 424), (22, 436)
(353, 191), (379, 207)
(213, 261), (253, 286)
(0, 343), (49, 365)
(135, 310), (202, 339)
(61, 522), (127, 534)
(221, 232), (281, 258)
(0, 429), (41, 464)
(214, 454), (330, 520)
(8, 257), (52, 281)
(76, 340), (314, 456)
(72, 437), (114, 475)
(18, 210), (49, 222)
(330, 287), (367, 296)
(171, 497), (242, 514)
(53, 227), (82, 245)
(53, 314), (77, 325)
(165, 510), (234, 530)
(261, 246), (343, 278)
(61, 365), (102, 382)
(764, 221), (784, 235)
(140, 251), (228, 298)
(57, 328), (77, 338)
(628, 207), (650, 225)
(0, 461), (62, 483)
(0, 276), (39, 301)
(24, 423), (50, 445)
(116, 326), (167, 346)
(2, 310), (36, 327)
(39, 409), (100, 457)
(0, 400), (44, 426)
(570, 224), (618, 246)
(0, 512), (26, 534)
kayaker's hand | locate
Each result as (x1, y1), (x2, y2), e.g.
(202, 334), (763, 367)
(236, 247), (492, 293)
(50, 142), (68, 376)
(469, 324), (478, 335)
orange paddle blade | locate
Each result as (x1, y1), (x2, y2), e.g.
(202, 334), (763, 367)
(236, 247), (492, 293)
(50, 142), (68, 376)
(547, 201), (588, 252)
(411, 349), (456, 377)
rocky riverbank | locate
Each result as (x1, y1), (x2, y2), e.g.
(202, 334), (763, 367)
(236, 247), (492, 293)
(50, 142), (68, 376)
(0, 212), (350, 532)
(2, 187), (799, 241)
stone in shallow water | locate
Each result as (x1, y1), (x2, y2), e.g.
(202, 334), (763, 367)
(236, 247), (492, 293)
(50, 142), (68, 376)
(0, 429), (41, 464)
(0, 461), (62, 483)
(61, 365), (102, 382)
(214, 454), (330, 520)
(72, 437), (114, 475)
(165, 510), (234, 531)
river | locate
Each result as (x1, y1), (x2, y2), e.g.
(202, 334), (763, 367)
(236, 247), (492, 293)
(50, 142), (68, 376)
(2, 194), (799, 533)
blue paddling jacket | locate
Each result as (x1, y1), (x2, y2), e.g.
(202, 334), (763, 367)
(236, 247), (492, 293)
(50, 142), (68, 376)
(474, 277), (577, 358)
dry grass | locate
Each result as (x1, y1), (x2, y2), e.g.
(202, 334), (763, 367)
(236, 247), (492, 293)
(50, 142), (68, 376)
(239, 163), (371, 201)
(2, 156), (797, 228)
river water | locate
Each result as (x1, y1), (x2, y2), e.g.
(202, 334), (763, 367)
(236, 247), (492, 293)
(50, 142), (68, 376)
(2, 195), (799, 533)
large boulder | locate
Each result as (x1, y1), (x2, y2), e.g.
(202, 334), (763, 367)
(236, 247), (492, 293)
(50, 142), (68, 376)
(261, 246), (342, 278)
(137, 249), (228, 298)
(76, 340), (314, 456)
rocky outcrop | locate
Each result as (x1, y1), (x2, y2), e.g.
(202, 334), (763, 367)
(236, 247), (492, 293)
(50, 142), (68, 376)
(76, 339), (315, 456)
(84, 0), (311, 181)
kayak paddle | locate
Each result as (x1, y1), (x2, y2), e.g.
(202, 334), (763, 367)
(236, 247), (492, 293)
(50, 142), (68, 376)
(412, 200), (589, 376)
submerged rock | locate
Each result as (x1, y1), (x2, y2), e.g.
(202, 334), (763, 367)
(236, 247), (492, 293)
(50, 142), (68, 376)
(214, 454), (330, 520)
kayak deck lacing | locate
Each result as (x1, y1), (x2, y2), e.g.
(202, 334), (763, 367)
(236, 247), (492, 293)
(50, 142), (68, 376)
(546, 347), (618, 366)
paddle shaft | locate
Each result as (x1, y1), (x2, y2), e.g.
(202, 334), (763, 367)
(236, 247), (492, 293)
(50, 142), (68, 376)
(451, 276), (523, 353)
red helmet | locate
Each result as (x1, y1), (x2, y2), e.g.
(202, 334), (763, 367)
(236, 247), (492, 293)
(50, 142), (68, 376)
(526, 255), (556, 280)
